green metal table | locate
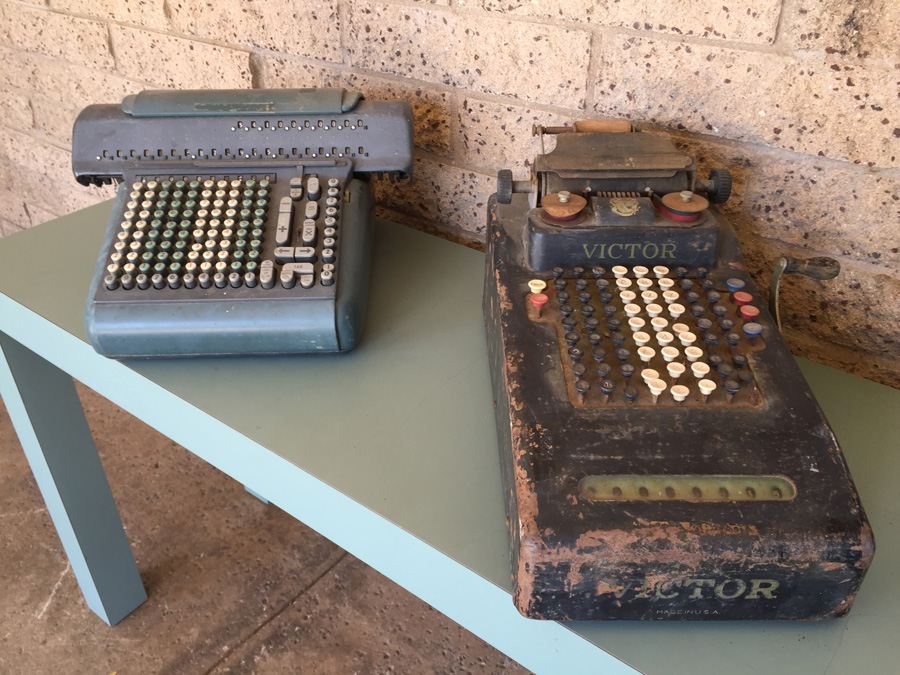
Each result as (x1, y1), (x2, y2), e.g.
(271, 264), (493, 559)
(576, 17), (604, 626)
(0, 202), (896, 675)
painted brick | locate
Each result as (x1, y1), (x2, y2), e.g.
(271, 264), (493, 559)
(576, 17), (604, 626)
(30, 92), (78, 145)
(457, 98), (577, 176)
(0, 2), (112, 68)
(471, 0), (781, 44)
(660, 131), (900, 271)
(347, 2), (591, 108)
(252, 53), (343, 89)
(375, 157), (493, 240)
(593, 36), (900, 168)
(741, 237), (900, 358)
(0, 189), (31, 230)
(23, 199), (59, 226)
(166, 0), (342, 63)
(49, 0), (169, 30)
(784, 0), (900, 61)
(344, 73), (452, 155)
(0, 130), (112, 213)
(110, 26), (252, 89)
(783, 328), (900, 389)
(0, 46), (140, 103)
(0, 88), (34, 131)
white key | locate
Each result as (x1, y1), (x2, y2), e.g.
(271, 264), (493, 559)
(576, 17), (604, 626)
(658, 278), (675, 290)
(662, 290), (680, 304)
(691, 362), (711, 379)
(612, 265), (628, 278)
(633, 265), (649, 278)
(636, 278), (653, 291)
(642, 290), (659, 303)
(628, 317), (646, 331)
(616, 277), (632, 289)
(667, 362), (686, 380)
(669, 303), (686, 318)
(650, 317), (668, 332)
(305, 201), (319, 219)
(646, 303), (663, 317)
(671, 322), (691, 336)
(671, 384), (690, 402)
(661, 346), (680, 362)
(619, 290), (637, 303)
(641, 368), (660, 383)
(633, 331), (651, 346)
(656, 331), (674, 346)
(653, 265), (670, 278)
(624, 303), (642, 317)
(638, 346), (656, 363)
(679, 331), (697, 346)
(698, 378), (717, 397)
(685, 346), (704, 362)
(528, 279), (547, 294)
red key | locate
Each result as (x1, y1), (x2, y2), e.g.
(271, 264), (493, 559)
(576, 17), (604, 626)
(733, 291), (753, 306)
(739, 304), (761, 321)
(529, 292), (549, 311)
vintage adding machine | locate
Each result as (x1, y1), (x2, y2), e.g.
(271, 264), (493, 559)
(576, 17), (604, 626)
(72, 88), (412, 357)
(483, 120), (874, 620)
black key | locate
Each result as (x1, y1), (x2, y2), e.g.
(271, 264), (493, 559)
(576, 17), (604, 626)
(573, 363), (587, 377)
(591, 266), (606, 278)
(588, 333), (602, 345)
(552, 267), (564, 279)
(593, 348), (606, 362)
(597, 363), (612, 378)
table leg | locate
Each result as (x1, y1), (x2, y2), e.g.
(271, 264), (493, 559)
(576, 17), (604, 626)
(0, 333), (147, 625)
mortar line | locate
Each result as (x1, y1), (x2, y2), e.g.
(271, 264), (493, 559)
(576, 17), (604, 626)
(199, 550), (350, 675)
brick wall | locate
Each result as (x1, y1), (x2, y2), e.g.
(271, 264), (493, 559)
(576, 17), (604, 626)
(0, 0), (897, 385)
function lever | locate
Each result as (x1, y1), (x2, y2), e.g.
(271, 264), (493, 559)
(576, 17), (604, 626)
(769, 256), (841, 331)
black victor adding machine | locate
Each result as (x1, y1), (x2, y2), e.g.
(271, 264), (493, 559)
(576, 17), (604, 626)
(72, 88), (412, 358)
(483, 119), (874, 620)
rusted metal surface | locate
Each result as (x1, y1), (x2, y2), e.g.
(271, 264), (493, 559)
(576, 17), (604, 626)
(483, 194), (875, 621)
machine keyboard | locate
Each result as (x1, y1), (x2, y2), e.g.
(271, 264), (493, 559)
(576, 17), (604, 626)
(102, 174), (342, 293)
(526, 264), (765, 408)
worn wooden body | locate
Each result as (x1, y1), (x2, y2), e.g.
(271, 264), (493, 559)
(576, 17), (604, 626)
(484, 194), (874, 620)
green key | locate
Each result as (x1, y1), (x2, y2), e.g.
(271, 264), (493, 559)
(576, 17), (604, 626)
(257, 189), (269, 199)
(162, 230), (175, 241)
(251, 219), (264, 229)
(251, 228), (263, 239)
(230, 261), (242, 272)
(153, 262), (167, 274)
(232, 250), (245, 261)
(185, 199), (196, 209)
(234, 239), (247, 251)
(141, 252), (154, 263)
(253, 208), (265, 219)
(169, 262), (182, 274)
(157, 251), (170, 263)
(240, 209), (251, 219)
(249, 239), (262, 251)
(186, 190), (198, 200)
(167, 209), (179, 219)
(138, 262), (151, 274)
(172, 190), (184, 199)
(175, 180), (186, 190)
(161, 180), (172, 190)
(189, 180), (200, 190)
(177, 230), (190, 240)
(256, 198), (268, 209)
(247, 249), (260, 262)
(172, 251), (185, 262)
(236, 228), (248, 239)
(145, 240), (157, 251)
(158, 190), (170, 200)
(258, 179), (270, 189)
(245, 179), (256, 189)
(245, 261), (258, 273)
(150, 219), (162, 229)
(179, 219), (192, 229)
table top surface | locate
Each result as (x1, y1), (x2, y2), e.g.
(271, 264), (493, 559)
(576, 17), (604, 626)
(0, 201), (897, 675)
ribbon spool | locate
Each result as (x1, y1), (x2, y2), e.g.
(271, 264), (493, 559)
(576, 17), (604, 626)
(658, 190), (709, 222)
(542, 191), (587, 221)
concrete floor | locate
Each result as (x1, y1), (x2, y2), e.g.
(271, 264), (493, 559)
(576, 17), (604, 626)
(0, 385), (527, 674)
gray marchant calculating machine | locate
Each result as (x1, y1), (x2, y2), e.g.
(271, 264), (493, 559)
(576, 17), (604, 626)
(72, 88), (413, 358)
